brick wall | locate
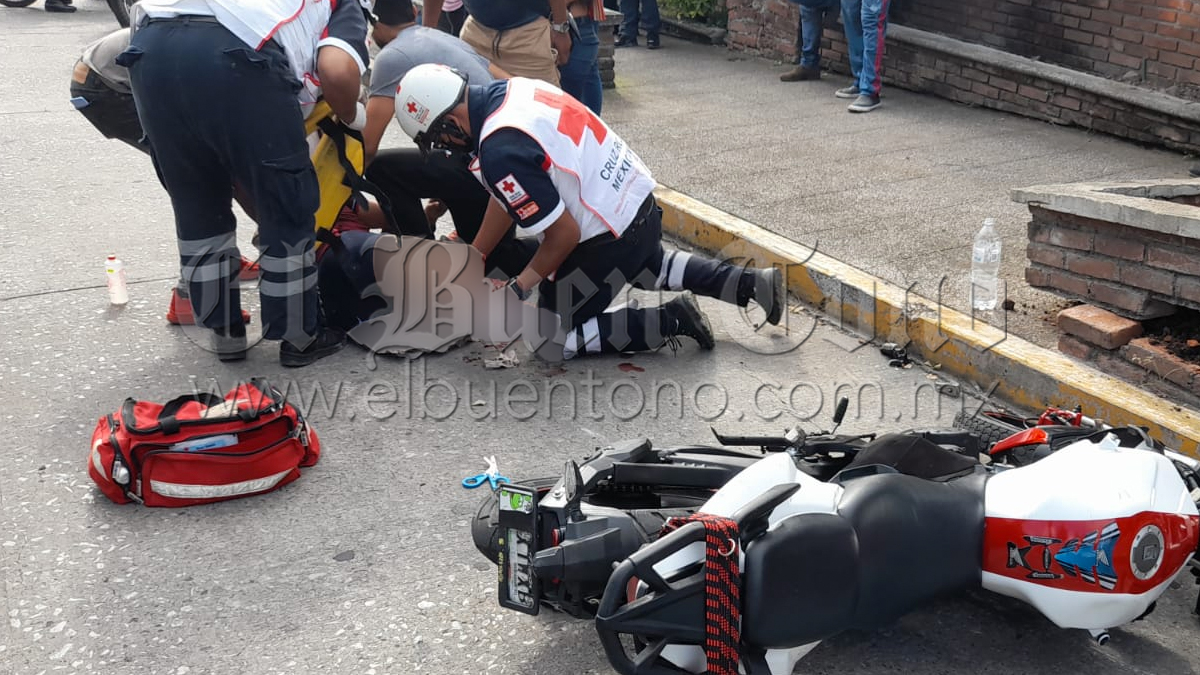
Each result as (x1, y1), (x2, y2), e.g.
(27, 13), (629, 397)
(727, 0), (1200, 100)
(879, 40), (1200, 151)
(889, 0), (1200, 100)
(723, 0), (1200, 151)
(1024, 206), (1200, 319)
(725, 0), (802, 60)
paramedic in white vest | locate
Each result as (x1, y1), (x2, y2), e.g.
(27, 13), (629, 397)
(117, 0), (371, 367)
(393, 64), (786, 360)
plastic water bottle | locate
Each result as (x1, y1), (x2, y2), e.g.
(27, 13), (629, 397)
(105, 255), (129, 306)
(970, 218), (1001, 311)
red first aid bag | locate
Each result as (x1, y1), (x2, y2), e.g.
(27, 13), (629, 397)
(88, 379), (320, 507)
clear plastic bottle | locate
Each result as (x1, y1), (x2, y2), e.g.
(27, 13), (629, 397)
(970, 218), (1001, 311)
(105, 255), (129, 306)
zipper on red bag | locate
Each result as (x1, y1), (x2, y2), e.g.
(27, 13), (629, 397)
(135, 424), (303, 468)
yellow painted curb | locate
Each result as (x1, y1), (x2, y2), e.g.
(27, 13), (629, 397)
(653, 184), (1200, 458)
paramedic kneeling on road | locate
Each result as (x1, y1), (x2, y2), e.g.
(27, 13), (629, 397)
(120, 0), (370, 367)
(393, 64), (785, 360)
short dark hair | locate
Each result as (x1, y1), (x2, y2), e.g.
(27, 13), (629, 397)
(374, 0), (417, 26)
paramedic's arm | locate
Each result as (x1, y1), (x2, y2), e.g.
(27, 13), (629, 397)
(515, 211), (579, 292)
(422, 0), (444, 28)
(472, 199), (514, 260)
(363, 95), (394, 165)
(318, 0), (370, 124)
(550, 0), (571, 65)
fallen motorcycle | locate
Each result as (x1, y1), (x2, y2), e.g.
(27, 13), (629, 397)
(472, 399), (983, 618)
(592, 424), (1200, 675)
(472, 403), (1200, 675)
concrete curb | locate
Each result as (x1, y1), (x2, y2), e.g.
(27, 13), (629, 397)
(653, 184), (1200, 457)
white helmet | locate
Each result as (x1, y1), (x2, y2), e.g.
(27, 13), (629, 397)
(394, 63), (468, 153)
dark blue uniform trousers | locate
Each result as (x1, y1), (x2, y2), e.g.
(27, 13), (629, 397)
(122, 18), (321, 343)
(541, 197), (759, 360)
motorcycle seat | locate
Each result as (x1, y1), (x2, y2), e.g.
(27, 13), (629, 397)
(741, 470), (986, 649)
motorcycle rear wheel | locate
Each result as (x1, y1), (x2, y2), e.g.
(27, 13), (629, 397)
(0, 1), (39, 8)
(953, 410), (1022, 450)
(106, 0), (133, 27)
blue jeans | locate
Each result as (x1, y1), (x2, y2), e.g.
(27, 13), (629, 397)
(796, 0), (838, 68)
(619, 0), (660, 42)
(559, 17), (603, 114)
(841, 0), (890, 96)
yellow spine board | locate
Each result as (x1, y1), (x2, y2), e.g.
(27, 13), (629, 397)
(304, 101), (367, 234)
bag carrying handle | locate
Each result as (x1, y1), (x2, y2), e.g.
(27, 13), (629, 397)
(159, 393), (226, 422)
(121, 392), (259, 436)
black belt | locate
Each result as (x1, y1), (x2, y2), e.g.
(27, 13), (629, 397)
(144, 14), (222, 24)
(577, 194), (656, 249)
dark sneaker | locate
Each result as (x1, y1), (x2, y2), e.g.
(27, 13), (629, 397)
(835, 84), (861, 99)
(1190, 164), (1200, 178)
(847, 93), (882, 113)
(45, 0), (76, 12)
(755, 267), (785, 326)
(780, 65), (820, 82)
(280, 327), (347, 368)
(647, 36), (661, 50)
(212, 323), (248, 363)
(663, 292), (715, 350)
(615, 36), (639, 47)
(736, 266), (785, 326)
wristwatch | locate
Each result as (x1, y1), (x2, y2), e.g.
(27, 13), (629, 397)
(551, 20), (571, 33)
(506, 277), (532, 301)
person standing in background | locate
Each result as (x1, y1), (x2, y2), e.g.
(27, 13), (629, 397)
(838, 0), (890, 112)
(558, 0), (605, 113)
(423, 0), (573, 84)
(615, 0), (660, 49)
(780, 0), (838, 82)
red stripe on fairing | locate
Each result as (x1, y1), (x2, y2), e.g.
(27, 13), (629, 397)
(983, 513), (1199, 595)
(871, 0), (889, 95)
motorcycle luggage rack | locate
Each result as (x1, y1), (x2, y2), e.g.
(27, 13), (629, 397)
(595, 484), (800, 675)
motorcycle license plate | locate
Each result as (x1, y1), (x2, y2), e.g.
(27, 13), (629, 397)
(496, 484), (540, 615)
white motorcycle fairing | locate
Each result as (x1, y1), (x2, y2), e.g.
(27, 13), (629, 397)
(594, 429), (1200, 675)
(982, 431), (1200, 630)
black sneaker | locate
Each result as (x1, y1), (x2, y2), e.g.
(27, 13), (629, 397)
(280, 327), (348, 368)
(1190, 164), (1200, 178)
(212, 323), (248, 362)
(735, 266), (785, 326)
(647, 36), (661, 50)
(615, 36), (639, 47)
(755, 267), (785, 326)
(663, 292), (715, 350)
(45, 0), (76, 12)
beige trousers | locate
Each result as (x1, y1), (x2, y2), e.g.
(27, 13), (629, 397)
(460, 16), (561, 86)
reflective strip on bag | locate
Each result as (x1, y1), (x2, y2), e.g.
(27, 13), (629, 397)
(91, 446), (106, 479)
(149, 469), (292, 500)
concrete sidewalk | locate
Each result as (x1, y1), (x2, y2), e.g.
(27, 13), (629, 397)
(602, 36), (1194, 351)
